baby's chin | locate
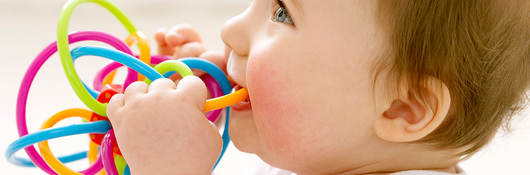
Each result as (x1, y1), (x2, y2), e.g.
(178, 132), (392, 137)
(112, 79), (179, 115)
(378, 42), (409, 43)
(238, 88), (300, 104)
(228, 108), (262, 153)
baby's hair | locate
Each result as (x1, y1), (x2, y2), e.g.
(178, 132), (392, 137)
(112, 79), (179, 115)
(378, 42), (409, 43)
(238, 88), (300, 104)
(373, 0), (529, 156)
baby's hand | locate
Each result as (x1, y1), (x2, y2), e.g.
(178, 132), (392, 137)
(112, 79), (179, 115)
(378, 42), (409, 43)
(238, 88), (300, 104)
(155, 24), (227, 78)
(107, 77), (222, 175)
(155, 24), (206, 58)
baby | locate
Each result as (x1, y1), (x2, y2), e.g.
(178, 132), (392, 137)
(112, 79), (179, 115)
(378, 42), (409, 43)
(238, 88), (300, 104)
(106, 0), (530, 174)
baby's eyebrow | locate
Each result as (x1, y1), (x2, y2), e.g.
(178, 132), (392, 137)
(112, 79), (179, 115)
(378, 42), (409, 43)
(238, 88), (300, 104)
(288, 0), (304, 16)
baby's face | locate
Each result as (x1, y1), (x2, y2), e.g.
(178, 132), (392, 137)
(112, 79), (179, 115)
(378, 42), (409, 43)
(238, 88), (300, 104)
(222, 0), (387, 173)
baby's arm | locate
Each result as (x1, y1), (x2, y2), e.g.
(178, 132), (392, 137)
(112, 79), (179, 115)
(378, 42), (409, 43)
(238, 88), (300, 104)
(106, 25), (226, 175)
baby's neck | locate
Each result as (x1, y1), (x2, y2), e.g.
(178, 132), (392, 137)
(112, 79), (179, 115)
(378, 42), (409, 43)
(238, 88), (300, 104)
(312, 144), (462, 175)
(362, 166), (459, 175)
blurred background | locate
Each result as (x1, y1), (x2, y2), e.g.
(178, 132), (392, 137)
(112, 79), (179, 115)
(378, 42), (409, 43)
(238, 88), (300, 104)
(0, 0), (529, 174)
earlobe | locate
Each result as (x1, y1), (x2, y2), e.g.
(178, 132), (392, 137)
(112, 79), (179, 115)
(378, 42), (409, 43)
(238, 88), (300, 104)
(374, 77), (451, 142)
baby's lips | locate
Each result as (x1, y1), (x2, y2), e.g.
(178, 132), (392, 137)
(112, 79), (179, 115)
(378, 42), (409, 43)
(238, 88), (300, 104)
(231, 85), (252, 111)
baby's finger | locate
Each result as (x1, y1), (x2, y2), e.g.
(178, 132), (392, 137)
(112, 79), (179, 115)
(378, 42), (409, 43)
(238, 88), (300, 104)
(149, 78), (177, 92)
(155, 28), (169, 47)
(107, 93), (124, 127)
(123, 81), (148, 101)
(166, 24), (202, 46)
(176, 76), (207, 108)
(173, 42), (207, 59)
(199, 51), (227, 73)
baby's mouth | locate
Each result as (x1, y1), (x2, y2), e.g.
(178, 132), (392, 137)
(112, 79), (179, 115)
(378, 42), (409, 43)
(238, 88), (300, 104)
(231, 84), (252, 111)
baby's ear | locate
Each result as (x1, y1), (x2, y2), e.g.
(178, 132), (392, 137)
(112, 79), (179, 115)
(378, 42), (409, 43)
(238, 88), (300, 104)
(373, 76), (451, 142)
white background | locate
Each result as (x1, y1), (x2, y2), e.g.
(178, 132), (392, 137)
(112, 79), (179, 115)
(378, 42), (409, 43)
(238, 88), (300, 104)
(0, 0), (529, 174)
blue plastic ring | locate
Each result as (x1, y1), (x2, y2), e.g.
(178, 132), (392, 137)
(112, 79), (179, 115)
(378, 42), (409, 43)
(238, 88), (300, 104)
(6, 121), (111, 167)
(71, 46), (164, 81)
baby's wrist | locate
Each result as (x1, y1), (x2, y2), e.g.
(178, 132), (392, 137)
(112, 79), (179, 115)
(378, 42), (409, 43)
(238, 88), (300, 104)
(132, 165), (212, 175)
(129, 156), (214, 175)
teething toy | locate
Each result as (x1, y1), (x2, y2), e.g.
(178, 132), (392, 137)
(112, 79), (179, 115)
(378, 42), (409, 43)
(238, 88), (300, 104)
(5, 0), (247, 174)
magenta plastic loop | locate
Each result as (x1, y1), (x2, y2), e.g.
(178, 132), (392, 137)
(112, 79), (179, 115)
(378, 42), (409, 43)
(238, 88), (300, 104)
(202, 74), (223, 122)
(81, 152), (104, 175)
(93, 62), (129, 91)
(101, 130), (119, 175)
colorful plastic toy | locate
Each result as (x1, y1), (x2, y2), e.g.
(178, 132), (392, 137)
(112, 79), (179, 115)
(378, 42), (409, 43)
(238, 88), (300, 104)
(5, 0), (248, 174)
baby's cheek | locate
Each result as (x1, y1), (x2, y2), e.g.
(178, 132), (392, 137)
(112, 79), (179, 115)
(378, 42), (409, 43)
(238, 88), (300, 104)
(247, 49), (321, 163)
(247, 49), (295, 132)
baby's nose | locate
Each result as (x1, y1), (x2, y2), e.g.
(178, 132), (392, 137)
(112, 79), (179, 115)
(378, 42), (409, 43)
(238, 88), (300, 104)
(221, 8), (254, 57)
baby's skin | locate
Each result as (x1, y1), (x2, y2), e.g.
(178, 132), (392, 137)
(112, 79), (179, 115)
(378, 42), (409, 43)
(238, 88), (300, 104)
(107, 0), (463, 174)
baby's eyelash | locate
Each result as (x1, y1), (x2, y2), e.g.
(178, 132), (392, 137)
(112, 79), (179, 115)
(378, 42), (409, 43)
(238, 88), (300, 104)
(272, 0), (294, 25)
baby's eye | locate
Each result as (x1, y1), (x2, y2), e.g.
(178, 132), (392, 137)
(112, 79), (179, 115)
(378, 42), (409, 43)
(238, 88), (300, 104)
(272, 0), (294, 25)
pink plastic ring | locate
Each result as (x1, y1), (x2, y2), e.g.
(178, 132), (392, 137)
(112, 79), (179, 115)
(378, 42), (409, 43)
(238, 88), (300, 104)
(202, 74), (223, 122)
(93, 61), (127, 91)
(101, 130), (119, 175)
